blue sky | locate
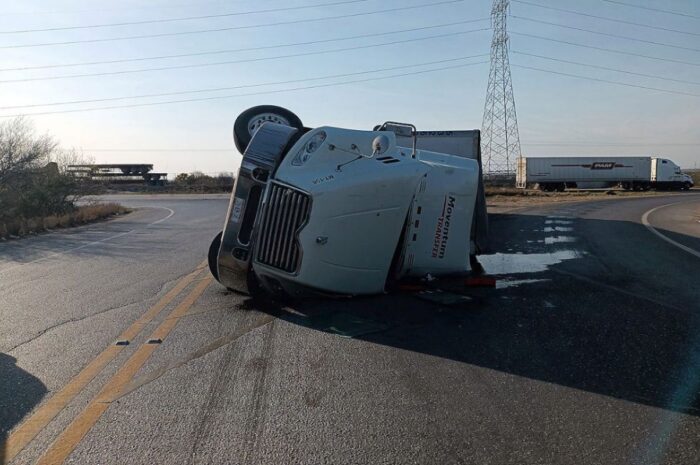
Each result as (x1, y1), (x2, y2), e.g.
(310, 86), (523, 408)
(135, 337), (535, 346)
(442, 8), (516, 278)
(0, 0), (698, 174)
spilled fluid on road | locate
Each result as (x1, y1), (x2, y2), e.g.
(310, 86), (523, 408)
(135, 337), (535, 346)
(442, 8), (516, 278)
(479, 250), (580, 275)
(544, 236), (577, 245)
(544, 226), (573, 233)
(495, 278), (551, 289)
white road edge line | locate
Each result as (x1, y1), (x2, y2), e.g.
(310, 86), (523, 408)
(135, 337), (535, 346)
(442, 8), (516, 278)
(641, 201), (700, 259)
(0, 206), (175, 274)
(148, 207), (175, 225)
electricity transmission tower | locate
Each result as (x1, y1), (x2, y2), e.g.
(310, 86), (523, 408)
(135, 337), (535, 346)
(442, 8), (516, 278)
(482, 0), (521, 176)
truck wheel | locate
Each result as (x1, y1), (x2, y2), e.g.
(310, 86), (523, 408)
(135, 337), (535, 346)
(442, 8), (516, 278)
(208, 231), (223, 282)
(683, 182), (691, 191)
(233, 105), (304, 154)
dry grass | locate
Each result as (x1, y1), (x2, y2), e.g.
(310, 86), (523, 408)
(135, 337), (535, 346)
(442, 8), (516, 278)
(0, 203), (129, 239)
(485, 186), (696, 212)
(687, 170), (700, 186)
(487, 186), (633, 197)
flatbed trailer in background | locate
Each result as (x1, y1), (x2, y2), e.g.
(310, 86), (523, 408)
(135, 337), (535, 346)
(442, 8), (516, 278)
(516, 156), (693, 191)
(67, 164), (167, 185)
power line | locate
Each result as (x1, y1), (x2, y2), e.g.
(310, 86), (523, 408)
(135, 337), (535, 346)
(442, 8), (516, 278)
(0, 60), (488, 117)
(512, 15), (700, 52)
(0, 54), (489, 109)
(512, 63), (700, 97)
(602, 0), (700, 20)
(4, 0), (260, 16)
(512, 51), (700, 86)
(0, 0), (463, 49)
(511, 32), (700, 67)
(511, 0), (700, 37)
(0, 19), (488, 72)
(0, 27), (490, 83)
(523, 142), (700, 146)
(0, 0), (373, 34)
(85, 149), (233, 152)
(81, 143), (700, 151)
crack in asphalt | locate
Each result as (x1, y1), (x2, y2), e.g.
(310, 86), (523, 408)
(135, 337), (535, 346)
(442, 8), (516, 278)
(5, 297), (149, 354)
(4, 271), (195, 354)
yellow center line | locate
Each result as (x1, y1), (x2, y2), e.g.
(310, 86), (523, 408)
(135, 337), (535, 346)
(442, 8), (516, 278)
(35, 276), (213, 465)
(1, 260), (208, 465)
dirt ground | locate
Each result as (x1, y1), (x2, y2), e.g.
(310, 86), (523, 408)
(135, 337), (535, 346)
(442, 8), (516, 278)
(485, 187), (699, 212)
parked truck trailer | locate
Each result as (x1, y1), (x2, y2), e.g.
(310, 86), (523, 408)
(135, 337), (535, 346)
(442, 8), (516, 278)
(516, 156), (693, 191)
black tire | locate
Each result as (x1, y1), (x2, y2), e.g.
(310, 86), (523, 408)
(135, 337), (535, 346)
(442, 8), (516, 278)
(683, 182), (691, 191)
(208, 231), (223, 282)
(233, 105), (304, 154)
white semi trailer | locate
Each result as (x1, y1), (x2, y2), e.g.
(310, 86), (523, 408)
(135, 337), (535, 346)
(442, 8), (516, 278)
(516, 156), (694, 191)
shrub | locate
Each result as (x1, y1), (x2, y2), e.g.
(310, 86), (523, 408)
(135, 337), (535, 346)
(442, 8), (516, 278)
(43, 216), (59, 229)
(0, 204), (127, 239)
(0, 117), (100, 232)
(173, 171), (234, 191)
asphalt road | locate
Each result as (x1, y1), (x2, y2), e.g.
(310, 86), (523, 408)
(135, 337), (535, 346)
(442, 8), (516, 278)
(1, 192), (699, 465)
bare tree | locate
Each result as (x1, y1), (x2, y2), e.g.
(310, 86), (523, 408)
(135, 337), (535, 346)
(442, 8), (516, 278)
(51, 147), (95, 173)
(0, 117), (57, 184)
(0, 117), (94, 221)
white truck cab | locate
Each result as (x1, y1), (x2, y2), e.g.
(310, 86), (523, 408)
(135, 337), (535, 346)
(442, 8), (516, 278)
(209, 106), (485, 298)
(652, 157), (694, 190)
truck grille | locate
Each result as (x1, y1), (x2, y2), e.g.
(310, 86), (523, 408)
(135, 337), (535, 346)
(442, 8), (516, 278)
(256, 183), (311, 273)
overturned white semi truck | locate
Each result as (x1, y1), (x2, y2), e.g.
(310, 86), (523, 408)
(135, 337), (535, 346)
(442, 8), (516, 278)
(208, 106), (488, 298)
(516, 156), (694, 191)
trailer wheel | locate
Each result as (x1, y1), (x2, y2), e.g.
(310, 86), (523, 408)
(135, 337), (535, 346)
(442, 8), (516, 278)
(208, 231), (223, 282)
(233, 105), (304, 154)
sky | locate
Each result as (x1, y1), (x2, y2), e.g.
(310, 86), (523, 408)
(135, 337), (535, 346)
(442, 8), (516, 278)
(0, 0), (698, 175)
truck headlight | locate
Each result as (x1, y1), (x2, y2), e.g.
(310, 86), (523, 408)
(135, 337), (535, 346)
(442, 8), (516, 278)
(292, 130), (326, 166)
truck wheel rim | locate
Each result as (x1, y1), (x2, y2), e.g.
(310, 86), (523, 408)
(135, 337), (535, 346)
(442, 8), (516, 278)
(248, 113), (291, 136)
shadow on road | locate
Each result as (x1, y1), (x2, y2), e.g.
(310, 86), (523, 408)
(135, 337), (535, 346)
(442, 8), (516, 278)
(0, 353), (47, 463)
(256, 210), (700, 416)
(0, 211), (178, 265)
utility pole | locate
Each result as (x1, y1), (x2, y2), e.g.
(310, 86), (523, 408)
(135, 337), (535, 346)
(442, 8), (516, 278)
(482, 0), (522, 178)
